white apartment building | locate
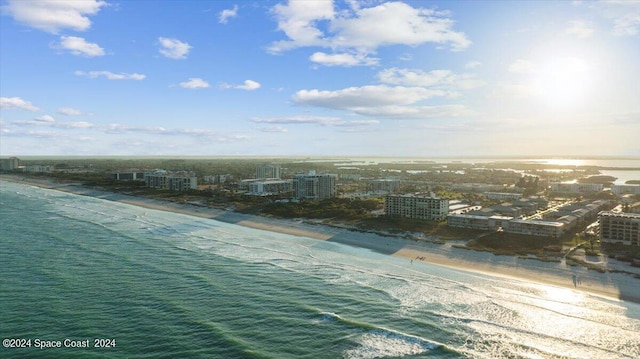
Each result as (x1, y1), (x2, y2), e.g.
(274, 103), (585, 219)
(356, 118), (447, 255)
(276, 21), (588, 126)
(293, 172), (336, 200)
(248, 179), (293, 195)
(447, 214), (512, 231)
(611, 184), (640, 196)
(507, 219), (565, 238)
(385, 194), (449, 221)
(144, 170), (197, 191)
(550, 182), (603, 193)
(484, 192), (523, 200)
(370, 179), (400, 193)
(599, 211), (640, 246)
(256, 164), (281, 179)
(25, 165), (54, 173)
(0, 157), (20, 171)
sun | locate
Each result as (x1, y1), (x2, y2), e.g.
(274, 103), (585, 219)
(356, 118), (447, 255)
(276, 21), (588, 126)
(530, 56), (592, 109)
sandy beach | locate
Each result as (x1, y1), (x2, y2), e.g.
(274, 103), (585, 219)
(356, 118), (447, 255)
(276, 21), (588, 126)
(3, 174), (640, 304)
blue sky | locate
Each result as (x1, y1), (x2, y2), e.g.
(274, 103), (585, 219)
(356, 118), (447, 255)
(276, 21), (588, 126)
(1, 0), (639, 157)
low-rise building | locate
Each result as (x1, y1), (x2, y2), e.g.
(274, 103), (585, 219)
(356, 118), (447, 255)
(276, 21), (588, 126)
(550, 182), (603, 193)
(507, 219), (565, 238)
(484, 192), (523, 200)
(248, 179), (293, 196)
(599, 211), (640, 246)
(25, 165), (54, 173)
(447, 214), (512, 231)
(450, 183), (507, 192)
(385, 193), (449, 221)
(611, 184), (640, 195)
(203, 174), (232, 184)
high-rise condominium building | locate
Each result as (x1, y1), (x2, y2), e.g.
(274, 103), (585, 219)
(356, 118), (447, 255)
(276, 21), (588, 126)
(256, 164), (281, 179)
(385, 194), (449, 221)
(294, 173), (336, 200)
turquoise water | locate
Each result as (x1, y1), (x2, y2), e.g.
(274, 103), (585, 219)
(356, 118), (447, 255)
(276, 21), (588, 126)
(1, 181), (639, 358)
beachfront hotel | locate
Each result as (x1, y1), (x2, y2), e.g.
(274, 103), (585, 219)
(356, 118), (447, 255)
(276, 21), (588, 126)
(293, 172), (337, 200)
(247, 179), (293, 196)
(144, 170), (198, 191)
(599, 211), (640, 246)
(447, 214), (512, 231)
(0, 157), (20, 171)
(385, 193), (449, 221)
(507, 219), (565, 238)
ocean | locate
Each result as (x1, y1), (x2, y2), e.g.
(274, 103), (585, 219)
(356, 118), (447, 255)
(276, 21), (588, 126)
(1, 181), (639, 359)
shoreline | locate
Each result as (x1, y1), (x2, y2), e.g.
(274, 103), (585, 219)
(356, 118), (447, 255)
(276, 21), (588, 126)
(3, 174), (639, 304)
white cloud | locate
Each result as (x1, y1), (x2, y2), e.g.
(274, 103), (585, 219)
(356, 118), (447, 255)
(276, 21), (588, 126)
(613, 13), (640, 36)
(221, 80), (261, 91)
(269, 1), (470, 59)
(309, 51), (378, 66)
(565, 20), (594, 38)
(219, 5), (238, 24)
(75, 70), (146, 80)
(12, 114), (96, 129)
(158, 37), (192, 59)
(351, 104), (472, 119)
(58, 107), (85, 116)
(291, 83), (474, 120)
(35, 115), (55, 123)
(293, 85), (447, 109)
(465, 61), (482, 69)
(269, 0), (334, 52)
(2, 0), (107, 33)
(378, 68), (484, 89)
(508, 59), (535, 74)
(52, 121), (93, 129)
(251, 115), (378, 126)
(331, 2), (471, 51)
(257, 126), (289, 133)
(238, 80), (261, 90)
(55, 36), (105, 57)
(0, 97), (40, 111)
(103, 123), (250, 142)
(179, 78), (210, 89)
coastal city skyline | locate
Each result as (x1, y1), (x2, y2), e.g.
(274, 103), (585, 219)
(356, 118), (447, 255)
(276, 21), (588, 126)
(1, 0), (639, 157)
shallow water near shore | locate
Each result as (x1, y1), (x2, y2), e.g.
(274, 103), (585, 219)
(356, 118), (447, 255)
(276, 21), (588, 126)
(1, 180), (639, 358)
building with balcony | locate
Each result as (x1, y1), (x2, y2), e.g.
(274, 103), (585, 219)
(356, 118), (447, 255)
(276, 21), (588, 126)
(599, 211), (640, 246)
(256, 164), (281, 179)
(550, 182), (603, 193)
(447, 214), (512, 231)
(385, 193), (449, 221)
(611, 184), (640, 196)
(293, 172), (336, 200)
(144, 170), (197, 191)
(0, 157), (20, 171)
(248, 179), (293, 196)
(369, 179), (400, 194)
(507, 219), (565, 238)
(25, 165), (54, 173)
